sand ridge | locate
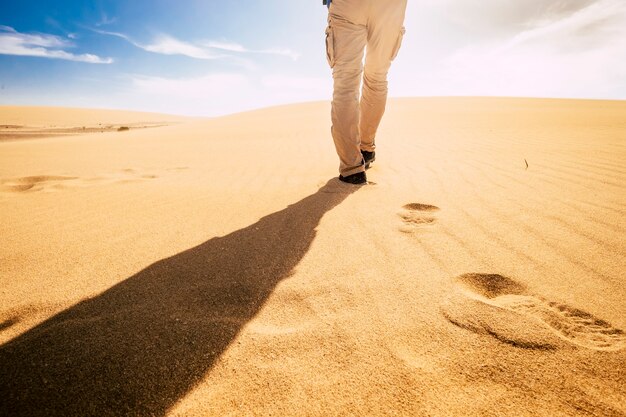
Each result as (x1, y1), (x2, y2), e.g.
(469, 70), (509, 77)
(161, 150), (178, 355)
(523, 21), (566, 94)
(0, 106), (187, 141)
(0, 98), (625, 416)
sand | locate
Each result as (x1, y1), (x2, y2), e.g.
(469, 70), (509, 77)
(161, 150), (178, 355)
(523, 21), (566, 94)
(0, 98), (624, 416)
(0, 106), (187, 141)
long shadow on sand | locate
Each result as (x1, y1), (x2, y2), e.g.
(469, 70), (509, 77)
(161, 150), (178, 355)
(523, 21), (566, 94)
(0, 179), (357, 416)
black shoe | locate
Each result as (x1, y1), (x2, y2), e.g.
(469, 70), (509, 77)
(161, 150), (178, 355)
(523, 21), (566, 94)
(361, 150), (375, 169)
(339, 171), (367, 185)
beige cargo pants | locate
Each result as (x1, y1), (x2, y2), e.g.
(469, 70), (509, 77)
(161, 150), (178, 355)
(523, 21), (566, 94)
(326, 0), (407, 176)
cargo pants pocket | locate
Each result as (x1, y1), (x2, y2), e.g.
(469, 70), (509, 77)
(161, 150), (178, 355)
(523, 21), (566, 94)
(325, 25), (335, 68)
(390, 27), (406, 61)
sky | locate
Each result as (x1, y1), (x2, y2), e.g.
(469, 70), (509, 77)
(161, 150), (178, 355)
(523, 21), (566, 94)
(0, 0), (625, 116)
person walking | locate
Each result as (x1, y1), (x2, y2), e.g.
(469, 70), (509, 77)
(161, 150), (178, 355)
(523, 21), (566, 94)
(324, 0), (407, 184)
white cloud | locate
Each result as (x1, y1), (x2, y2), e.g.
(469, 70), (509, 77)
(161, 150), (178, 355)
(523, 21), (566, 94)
(501, 0), (625, 51)
(143, 35), (226, 60)
(93, 28), (298, 61)
(202, 41), (246, 52)
(417, 0), (597, 36)
(393, 0), (626, 99)
(202, 40), (300, 60)
(442, 0), (626, 97)
(0, 25), (113, 64)
(95, 12), (117, 27)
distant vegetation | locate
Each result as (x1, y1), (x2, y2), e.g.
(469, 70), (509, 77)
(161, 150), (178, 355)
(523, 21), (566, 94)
(117, 126), (130, 132)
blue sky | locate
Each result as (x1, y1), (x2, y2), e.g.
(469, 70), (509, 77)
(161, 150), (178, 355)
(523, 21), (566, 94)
(1, 0), (625, 116)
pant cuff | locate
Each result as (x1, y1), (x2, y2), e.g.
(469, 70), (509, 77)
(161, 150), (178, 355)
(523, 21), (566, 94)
(340, 165), (366, 177)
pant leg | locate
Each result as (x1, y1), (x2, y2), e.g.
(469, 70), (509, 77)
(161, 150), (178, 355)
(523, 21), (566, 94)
(327, 6), (368, 177)
(359, 0), (407, 152)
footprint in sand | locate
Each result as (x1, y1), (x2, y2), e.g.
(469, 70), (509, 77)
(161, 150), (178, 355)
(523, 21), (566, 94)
(0, 302), (67, 342)
(0, 169), (167, 193)
(0, 317), (18, 332)
(442, 273), (625, 351)
(108, 169), (161, 184)
(0, 175), (78, 192)
(398, 203), (440, 233)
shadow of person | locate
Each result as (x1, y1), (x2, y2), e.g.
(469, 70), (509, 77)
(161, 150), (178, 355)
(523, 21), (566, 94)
(0, 179), (358, 416)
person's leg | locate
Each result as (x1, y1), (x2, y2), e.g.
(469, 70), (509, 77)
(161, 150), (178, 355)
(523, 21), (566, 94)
(359, 0), (407, 153)
(327, 2), (368, 177)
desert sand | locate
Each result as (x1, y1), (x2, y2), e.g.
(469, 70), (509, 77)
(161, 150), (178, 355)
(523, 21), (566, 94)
(0, 98), (624, 416)
(0, 106), (186, 141)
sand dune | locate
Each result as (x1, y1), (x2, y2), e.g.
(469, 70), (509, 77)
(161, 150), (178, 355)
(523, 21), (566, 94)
(0, 98), (625, 416)
(0, 106), (187, 140)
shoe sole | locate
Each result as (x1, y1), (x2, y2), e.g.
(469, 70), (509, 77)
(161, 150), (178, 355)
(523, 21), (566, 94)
(339, 174), (367, 185)
(339, 178), (367, 185)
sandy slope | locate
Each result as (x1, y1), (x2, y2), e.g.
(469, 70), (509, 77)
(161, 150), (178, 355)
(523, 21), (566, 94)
(0, 106), (187, 140)
(0, 98), (624, 416)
